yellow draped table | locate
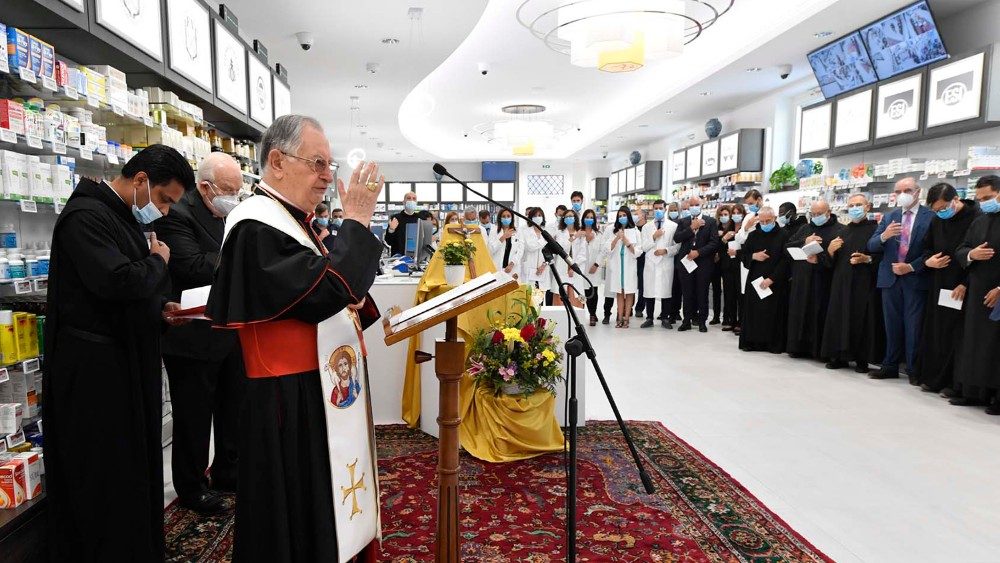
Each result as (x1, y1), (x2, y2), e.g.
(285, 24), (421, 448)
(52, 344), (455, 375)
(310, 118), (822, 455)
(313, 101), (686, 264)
(400, 228), (564, 462)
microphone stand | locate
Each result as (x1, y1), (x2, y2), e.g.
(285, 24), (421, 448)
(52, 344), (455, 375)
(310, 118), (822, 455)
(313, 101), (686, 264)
(433, 165), (655, 562)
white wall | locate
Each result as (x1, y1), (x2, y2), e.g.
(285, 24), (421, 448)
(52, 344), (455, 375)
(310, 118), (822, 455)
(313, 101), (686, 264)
(374, 161), (482, 183)
(938, 0), (1000, 55)
(517, 160), (580, 216)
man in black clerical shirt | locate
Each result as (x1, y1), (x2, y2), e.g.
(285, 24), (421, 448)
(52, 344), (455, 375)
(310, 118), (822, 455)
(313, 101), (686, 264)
(385, 191), (430, 255)
(155, 152), (246, 514)
(674, 196), (721, 332)
(44, 145), (193, 561)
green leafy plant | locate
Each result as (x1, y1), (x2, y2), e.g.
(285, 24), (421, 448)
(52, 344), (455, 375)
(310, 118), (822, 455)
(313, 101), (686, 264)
(439, 239), (477, 266)
(769, 163), (799, 192)
(813, 161), (824, 175)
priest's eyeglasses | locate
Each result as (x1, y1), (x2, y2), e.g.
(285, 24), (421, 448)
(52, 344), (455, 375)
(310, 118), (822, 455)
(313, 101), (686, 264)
(281, 152), (336, 175)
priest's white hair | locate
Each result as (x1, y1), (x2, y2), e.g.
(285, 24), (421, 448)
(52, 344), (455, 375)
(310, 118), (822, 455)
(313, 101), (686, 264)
(758, 206), (777, 219)
(260, 114), (324, 172)
(197, 152), (239, 185)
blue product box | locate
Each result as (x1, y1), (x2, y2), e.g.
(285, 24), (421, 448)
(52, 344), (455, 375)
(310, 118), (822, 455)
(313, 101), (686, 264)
(6, 27), (29, 71)
(28, 35), (41, 76)
(39, 41), (54, 79)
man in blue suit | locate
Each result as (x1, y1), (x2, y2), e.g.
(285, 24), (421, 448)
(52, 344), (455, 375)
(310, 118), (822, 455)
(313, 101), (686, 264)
(867, 177), (934, 381)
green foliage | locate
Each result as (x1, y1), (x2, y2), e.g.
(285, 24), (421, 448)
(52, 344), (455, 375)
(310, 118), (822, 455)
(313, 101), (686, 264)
(769, 163), (798, 192)
(439, 239), (477, 266)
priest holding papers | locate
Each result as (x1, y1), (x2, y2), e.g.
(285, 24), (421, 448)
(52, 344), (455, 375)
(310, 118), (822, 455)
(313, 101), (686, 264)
(206, 115), (384, 562)
(785, 200), (842, 359)
(739, 207), (791, 353)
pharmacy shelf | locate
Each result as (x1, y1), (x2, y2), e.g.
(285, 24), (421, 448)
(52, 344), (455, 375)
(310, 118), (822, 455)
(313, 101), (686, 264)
(0, 279), (47, 298)
(0, 129), (122, 171)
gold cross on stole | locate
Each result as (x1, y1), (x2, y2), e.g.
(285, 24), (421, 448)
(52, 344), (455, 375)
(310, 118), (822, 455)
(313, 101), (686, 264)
(341, 458), (367, 520)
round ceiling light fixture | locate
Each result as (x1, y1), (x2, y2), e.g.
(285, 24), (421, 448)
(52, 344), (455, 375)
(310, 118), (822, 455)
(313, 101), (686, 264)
(347, 147), (367, 169)
(814, 31), (833, 38)
(501, 104), (547, 115)
(745, 66), (761, 72)
(517, 0), (735, 73)
(381, 37), (401, 45)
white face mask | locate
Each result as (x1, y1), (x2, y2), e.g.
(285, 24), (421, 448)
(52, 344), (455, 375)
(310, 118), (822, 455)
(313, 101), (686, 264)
(897, 192), (915, 210)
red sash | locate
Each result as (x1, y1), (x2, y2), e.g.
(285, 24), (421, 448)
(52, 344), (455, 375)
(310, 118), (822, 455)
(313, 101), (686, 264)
(238, 319), (319, 378)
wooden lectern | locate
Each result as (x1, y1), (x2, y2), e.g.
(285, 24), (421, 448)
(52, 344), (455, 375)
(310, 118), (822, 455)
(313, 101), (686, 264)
(383, 273), (520, 563)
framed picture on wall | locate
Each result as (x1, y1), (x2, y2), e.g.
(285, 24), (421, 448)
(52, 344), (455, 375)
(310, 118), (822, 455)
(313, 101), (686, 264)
(166, 0), (212, 92)
(926, 52), (986, 128)
(214, 20), (248, 113)
(875, 73), (922, 139)
(610, 172), (619, 195)
(702, 140), (719, 176)
(686, 145), (702, 179)
(95, 0), (164, 61)
(60, 0), (85, 12)
(719, 133), (739, 172)
(273, 78), (292, 119)
(800, 102), (832, 154)
(625, 167), (636, 192)
(672, 150), (686, 180)
(248, 55), (273, 127)
(834, 87), (873, 147)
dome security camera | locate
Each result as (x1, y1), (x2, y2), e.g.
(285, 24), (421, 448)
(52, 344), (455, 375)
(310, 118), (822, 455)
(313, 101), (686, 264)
(478, 62), (490, 76)
(601, 152), (608, 159)
(779, 64), (793, 80)
(295, 32), (314, 51)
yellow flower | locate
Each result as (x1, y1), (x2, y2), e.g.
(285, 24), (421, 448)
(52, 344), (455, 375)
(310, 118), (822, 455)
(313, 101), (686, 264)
(501, 328), (525, 344)
(541, 349), (556, 362)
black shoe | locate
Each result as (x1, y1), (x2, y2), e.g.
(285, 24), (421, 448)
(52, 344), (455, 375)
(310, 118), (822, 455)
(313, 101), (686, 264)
(919, 384), (937, 393)
(721, 325), (734, 332)
(677, 321), (692, 332)
(869, 369), (899, 380)
(940, 388), (958, 399)
(949, 397), (983, 407)
(661, 320), (671, 329)
(698, 323), (708, 333)
(179, 491), (227, 515)
(635, 310), (644, 318)
(986, 401), (1000, 416)
(641, 319), (654, 328)
(709, 318), (721, 325)
(825, 360), (847, 370)
(657, 315), (668, 321)
(602, 316), (610, 325)
(854, 363), (869, 374)
(908, 377), (920, 386)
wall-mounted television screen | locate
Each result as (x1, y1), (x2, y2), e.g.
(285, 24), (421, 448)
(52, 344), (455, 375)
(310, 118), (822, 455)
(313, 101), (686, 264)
(861, 1), (948, 80)
(808, 32), (878, 99)
(482, 161), (517, 182)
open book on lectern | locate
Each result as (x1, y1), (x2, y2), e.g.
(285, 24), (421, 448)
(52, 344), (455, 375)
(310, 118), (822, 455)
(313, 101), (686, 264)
(382, 272), (520, 346)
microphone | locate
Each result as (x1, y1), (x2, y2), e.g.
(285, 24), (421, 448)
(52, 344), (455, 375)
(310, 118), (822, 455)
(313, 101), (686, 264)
(432, 163), (588, 280)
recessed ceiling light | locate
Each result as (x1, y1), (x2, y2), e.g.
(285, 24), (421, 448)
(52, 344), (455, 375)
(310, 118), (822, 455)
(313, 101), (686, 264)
(354, 84), (368, 89)
(664, 110), (675, 115)
(746, 67), (762, 72)
(381, 37), (400, 45)
(638, 124), (650, 128)
(814, 31), (833, 38)
(699, 91), (711, 96)
(356, 124), (367, 128)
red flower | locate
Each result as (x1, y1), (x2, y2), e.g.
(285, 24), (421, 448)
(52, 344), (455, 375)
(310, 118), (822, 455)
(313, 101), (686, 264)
(520, 323), (537, 341)
(491, 330), (504, 345)
(536, 318), (547, 329)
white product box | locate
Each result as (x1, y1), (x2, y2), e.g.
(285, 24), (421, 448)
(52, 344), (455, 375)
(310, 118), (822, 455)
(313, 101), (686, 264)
(0, 404), (17, 435)
(53, 164), (73, 200)
(11, 452), (41, 500)
(27, 157), (47, 199)
(1, 152), (29, 199)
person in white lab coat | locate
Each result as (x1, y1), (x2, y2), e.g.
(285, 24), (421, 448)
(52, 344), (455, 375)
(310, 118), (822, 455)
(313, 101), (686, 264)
(553, 209), (589, 302)
(640, 199), (680, 329)
(606, 206), (641, 328)
(522, 207), (552, 295)
(580, 209), (606, 326)
(488, 208), (524, 280)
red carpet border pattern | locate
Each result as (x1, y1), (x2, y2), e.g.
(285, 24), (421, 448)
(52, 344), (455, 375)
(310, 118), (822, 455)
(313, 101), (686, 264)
(165, 421), (832, 562)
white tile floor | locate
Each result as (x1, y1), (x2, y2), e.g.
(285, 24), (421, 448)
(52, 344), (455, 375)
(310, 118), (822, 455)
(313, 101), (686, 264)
(162, 313), (1000, 562)
(583, 316), (1000, 563)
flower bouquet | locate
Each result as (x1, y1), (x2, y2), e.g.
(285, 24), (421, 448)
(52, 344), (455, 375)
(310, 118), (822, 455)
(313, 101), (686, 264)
(467, 293), (564, 397)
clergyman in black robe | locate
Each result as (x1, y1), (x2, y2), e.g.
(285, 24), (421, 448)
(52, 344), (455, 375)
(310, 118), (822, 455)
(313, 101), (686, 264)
(740, 208), (791, 353)
(42, 145), (193, 561)
(953, 176), (1000, 415)
(785, 200), (843, 359)
(206, 117), (384, 562)
(915, 185), (980, 393)
(821, 195), (885, 373)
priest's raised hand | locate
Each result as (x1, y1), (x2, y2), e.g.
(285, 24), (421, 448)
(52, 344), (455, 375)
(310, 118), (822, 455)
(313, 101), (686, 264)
(339, 160), (384, 228)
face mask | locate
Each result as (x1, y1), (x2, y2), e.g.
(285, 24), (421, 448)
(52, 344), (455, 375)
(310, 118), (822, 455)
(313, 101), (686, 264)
(689, 206), (702, 216)
(777, 216), (789, 228)
(654, 209), (665, 221)
(532, 216), (544, 226)
(500, 217), (512, 226)
(811, 214), (829, 227)
(733, 214), (744, 223)
(720, 215), (731, 225)
(981, 197), (1000, 214)
(584, 218), (595, 227)
(618, 216), (628, 226)
(680, 209), (691, 219)
(316, 217), (330, 227)
(896, 192), (915, 210)
(848, 206), (867, 222)
(748, 204), (760, 214)
(332, 218), (343, 228)
(211, 194), (239, 217)
(760, 222), (776, 233)
(572, 202), (582, 212)
(668, 211), (679, 220)
(465, 220), (480, 227)
(132, 179), (163, 225)
(563, 216), (575, 227)
(404, 200), (418, 214)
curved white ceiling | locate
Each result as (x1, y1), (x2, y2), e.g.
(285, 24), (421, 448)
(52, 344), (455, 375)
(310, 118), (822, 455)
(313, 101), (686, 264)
(399, 0), (842, 161)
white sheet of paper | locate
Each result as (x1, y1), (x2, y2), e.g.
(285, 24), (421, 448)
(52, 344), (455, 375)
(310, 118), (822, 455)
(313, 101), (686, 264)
(802, 241), (824, 256)
(752, 276), (773, 299)
(728, 241), (741, 251)
(680, 256), (698, 273)
(740, 264), (749, 294)
(180, 285), (211, 310)
(938, 289), (964, 310)
(787, 247), (809, 261)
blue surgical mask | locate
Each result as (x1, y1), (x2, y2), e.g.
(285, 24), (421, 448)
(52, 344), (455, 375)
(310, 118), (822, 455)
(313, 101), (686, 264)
(848, 206), (867, 221)
(668, 211), (679, 220)
(689, 206), (702, 216)
(720, 215), (731, 225)
(811, 214), (829, 227)
(583, 218), (595, 227)
(500, 217), (512, 226)
(777, 216), (789, 228)
(618, 216), (628, 226)
(404, 200), (418, 214)
(332, 218), (343, 228)
(132, 180), (162, 225)
(760, 222), (776, 233)
(465, 220), (480, 227)
(654, 209), (665, 221)
(532, 216), (544, 226)
(935, 203), (956, 220)
(680, 209), (691, 219)
(563, 216), (575, 226)
(732, 214), (744, 223)
(981, 197), (1000, 214)
(316, 217), (330, 227)
(748, 204), (760, 214)
(572, 202), (582, 212)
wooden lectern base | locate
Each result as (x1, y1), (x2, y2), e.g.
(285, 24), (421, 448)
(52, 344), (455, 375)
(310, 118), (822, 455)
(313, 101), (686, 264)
(435, 317), (463, 562)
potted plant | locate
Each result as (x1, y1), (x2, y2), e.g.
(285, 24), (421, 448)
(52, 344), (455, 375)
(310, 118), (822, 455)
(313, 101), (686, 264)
(439, 239), (476, 286)
(769, 163), (798, 192)
(467, 293), (564, 397)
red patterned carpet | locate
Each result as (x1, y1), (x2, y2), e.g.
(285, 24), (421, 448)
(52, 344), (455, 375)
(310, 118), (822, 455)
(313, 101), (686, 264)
(165, 421), (832, 562)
